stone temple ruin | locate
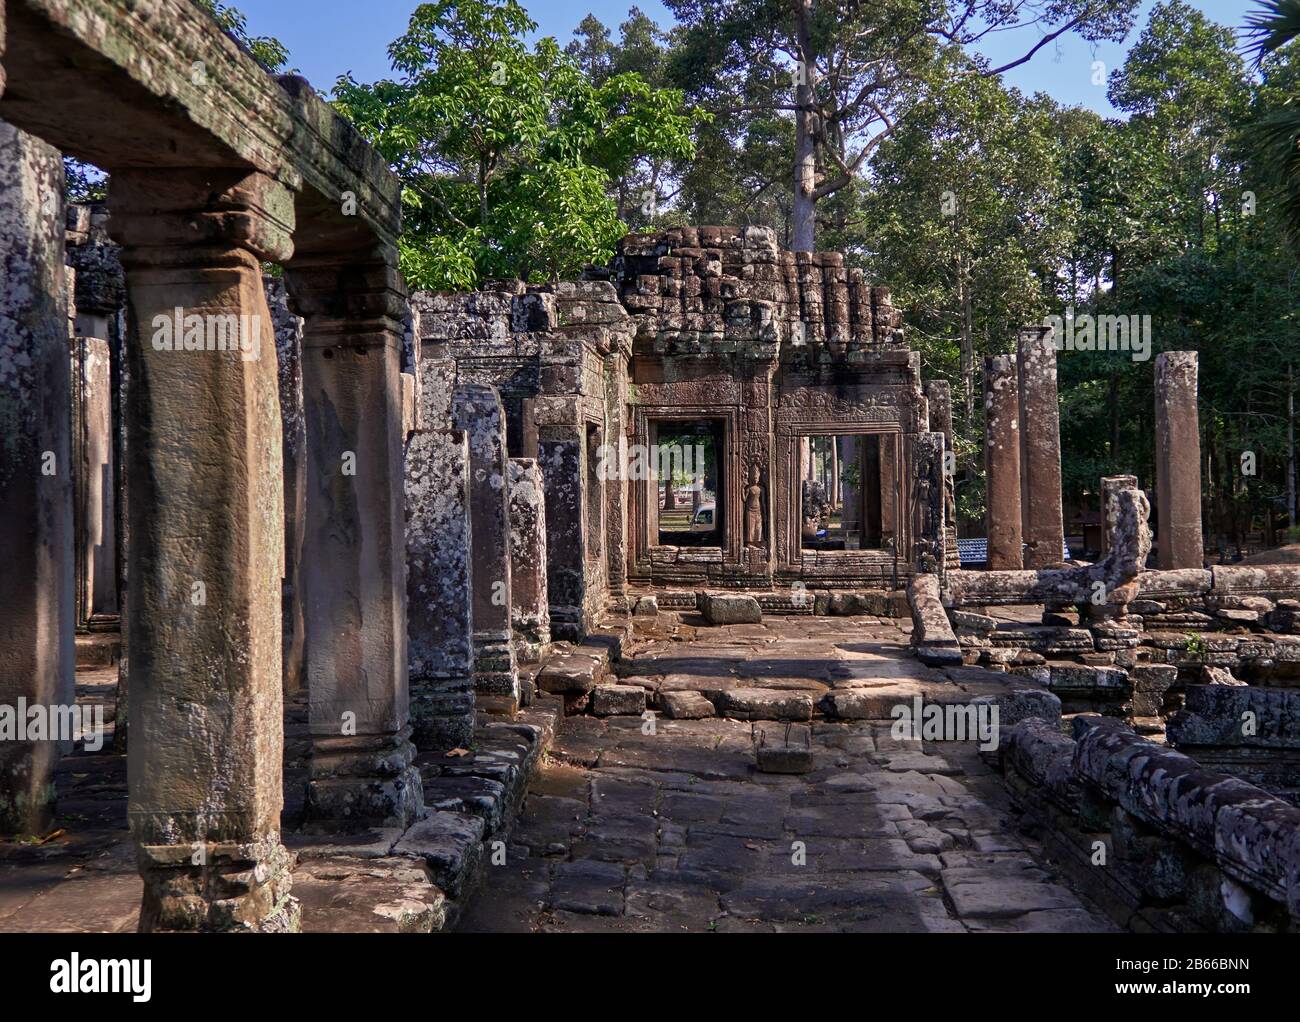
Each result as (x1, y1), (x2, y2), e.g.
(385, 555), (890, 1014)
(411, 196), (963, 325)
(3, 0), (1300, 937)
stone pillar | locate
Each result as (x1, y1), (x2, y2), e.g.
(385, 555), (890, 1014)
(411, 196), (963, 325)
(984, 354), (1022, 570)
(285, 249), (421, 832)
(925, 379), (959, 567)
(67, 205), (124, 631)
(1102, 474), (1139, 555)
(108, 168), (296, 930)
(406, 352), (475, 752)
(509, 458), (552, 666)
(911, 432), (946, 574)
(603, 352), (629, 604)
(266, 277), (306, 698)
(879, 433), (899, 548)
(539, 398), (589, 641)
(452, 383), (520, 712)
(1017, 326), (1065, 567)
(1155, 351), (1204, 570)
(0, 122), (75, 837)
(840, 436), (861, 536)
(70, 324), (118, 630)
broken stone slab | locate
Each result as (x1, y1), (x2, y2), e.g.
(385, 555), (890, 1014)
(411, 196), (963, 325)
(659, 691), (716, 719)
(754, 723), (814, 774)
(1201, 665), (1246, 687)
(970, 688), (1062, 727)
(391, 811), (486, 899)
(632, 595), (659, 616)
(699, 593), (763, 625)
(295, 855), (447, 933)
(591, 685), (648, 716)
(537, 650), (606, 694)
(908, 574), (962, 666)
(1046, 663), (1129, 692)
(715, 687), (814, 721)
(952, 610), (998, 633)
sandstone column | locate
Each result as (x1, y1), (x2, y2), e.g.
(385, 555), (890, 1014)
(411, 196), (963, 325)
(108, 168), (296, 930)
(285, 249), (421, 832)
(453, 383), (520, 713)
(911, 432), (946, 573)
(509, 458), (552, 666)
(266, 277), (306, 698)
(984, 354), (1022, 569)
(1155, 351), (1204, 570)
(1017, 326), (1065, 567)
(925, 379), (958, 567)
(406, 351), (475, 751)
(839, 435), (861, 538)
(0, 122), (75, 837)
(1102, 474), (1139, 555)
(539, 398), (590, 641)
(67, 205), (124, 631)
(879, 433), (899, 549)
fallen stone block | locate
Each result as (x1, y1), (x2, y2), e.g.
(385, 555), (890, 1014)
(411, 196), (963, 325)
(632, 595), (659, 616)
(755, 723), (814, 774)
(699, 593), (763, 625)
(659, 690), (716, 719)
(716, 687), (814, 721)
(591, 684), (647, 716)
(537, 652), (603, 694)
(392, 811), (486, 899)
(295, 856), (447, 933)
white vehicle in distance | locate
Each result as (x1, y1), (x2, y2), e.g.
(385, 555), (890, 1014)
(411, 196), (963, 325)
(691, 503), (716, 532)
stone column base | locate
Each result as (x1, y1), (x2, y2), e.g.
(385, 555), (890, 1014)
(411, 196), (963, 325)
(305, 730), (423, 833)
(473, 631), (519, 704)
(410, 681), (476, 751)
(137, 836), (299, 933)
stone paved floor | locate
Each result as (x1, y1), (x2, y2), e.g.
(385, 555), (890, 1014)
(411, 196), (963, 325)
(459, 615), (1117, 933)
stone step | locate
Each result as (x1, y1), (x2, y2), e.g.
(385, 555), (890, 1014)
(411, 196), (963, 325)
(75, 632), (120, 670)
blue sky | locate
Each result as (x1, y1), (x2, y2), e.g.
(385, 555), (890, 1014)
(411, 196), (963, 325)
(238, 0), (1256, 117)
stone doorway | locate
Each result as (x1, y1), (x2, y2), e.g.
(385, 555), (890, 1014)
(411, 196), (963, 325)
(652, 418), (724, 548)
(800, 434), (887, 552)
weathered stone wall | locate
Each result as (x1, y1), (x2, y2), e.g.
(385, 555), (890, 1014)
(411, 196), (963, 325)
(1002, 716), (1300, 932)
(616, 227), (927, 591)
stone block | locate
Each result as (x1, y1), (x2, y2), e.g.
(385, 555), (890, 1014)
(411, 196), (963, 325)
(700, 593), (762, 625)
(591, 685), (647, 717)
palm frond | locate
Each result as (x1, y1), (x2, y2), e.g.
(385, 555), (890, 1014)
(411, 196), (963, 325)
(1245, 0), (1300, 62)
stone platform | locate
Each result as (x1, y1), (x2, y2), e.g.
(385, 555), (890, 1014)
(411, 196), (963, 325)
(456, 616), (1114, 932)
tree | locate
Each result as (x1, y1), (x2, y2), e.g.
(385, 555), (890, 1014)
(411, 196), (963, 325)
(332, 0), (701, 290)
(850, 56), (1074, 526)
(193, 0), (291, 74)
(666, 0), (1139, 250)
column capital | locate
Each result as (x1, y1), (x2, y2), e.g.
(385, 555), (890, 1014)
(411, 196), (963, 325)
(107, 168), (295, 266)
(283, 245), (406, 342)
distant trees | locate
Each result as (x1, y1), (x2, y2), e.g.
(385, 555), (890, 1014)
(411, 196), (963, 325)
(332, 0), (701, 290)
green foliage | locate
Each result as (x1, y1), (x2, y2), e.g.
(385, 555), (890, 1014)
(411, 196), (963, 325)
(332, 0), (702, 290)
(191, 0), (291, 73)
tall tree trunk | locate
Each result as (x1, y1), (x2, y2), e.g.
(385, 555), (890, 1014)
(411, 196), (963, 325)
(1289, 362), (1297, 532)
(791, 1), (817, 252)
